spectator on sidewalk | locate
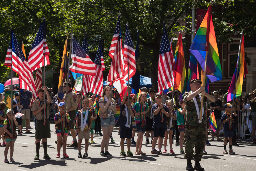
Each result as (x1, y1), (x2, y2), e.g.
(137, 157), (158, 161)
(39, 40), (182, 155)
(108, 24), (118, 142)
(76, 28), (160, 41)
(20, 89), (32, 133)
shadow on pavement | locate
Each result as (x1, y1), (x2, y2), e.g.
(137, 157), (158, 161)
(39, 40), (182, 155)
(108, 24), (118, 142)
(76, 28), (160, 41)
(18, 159), (67, 169)
(202, 153), (223, 160)
(124, 155), (158, 162)
(88, 157), (112, 164)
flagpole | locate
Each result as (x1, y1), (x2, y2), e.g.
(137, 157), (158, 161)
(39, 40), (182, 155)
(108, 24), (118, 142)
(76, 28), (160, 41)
(67, 31), (73, 82)
(10, 32), (14, 135)
(199, 5), (211, 123)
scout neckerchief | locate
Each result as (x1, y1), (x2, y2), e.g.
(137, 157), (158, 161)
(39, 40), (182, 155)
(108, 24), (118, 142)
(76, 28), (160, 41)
(193, 94), (204, 121)
(81, 109), (89, 131)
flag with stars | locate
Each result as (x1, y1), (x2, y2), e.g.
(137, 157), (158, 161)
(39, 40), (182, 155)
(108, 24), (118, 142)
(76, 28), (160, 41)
(69, 38), (96, 76)
(5, 32), (37, 98)
(108, 16), (125, 82)
(89, 40), (104, 96)
(28, 20), (50, 72)
(123, 24), (136, 82)
(158, 26), (174, 92)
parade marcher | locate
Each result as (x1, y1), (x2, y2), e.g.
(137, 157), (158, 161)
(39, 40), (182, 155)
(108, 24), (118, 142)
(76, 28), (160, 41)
(183, 79), (215, 171)
(222, 103), (236, 155)
(31, 87), (52, 160)
(210, 91), (223, 141)
(163, 100), (175, 154)
(94, 96), (102, 136)
(90, 98), (97, 144)
(119, 88), (134, 157)
(133, 92), (148, 155)
(151, 93), (168, 154)
(76, 98), (94, 158)
(99, 86), (116, 157)
(0, 102), (7, 147)
(54, 102), (70, 158)
(63, 82), (78, 148)
(3, 109), (18, 163)
(177, 100), (186, 154)
(12, 93), (23, 135)
(146, 88), (155, 145)
(20, 89), (32, 133)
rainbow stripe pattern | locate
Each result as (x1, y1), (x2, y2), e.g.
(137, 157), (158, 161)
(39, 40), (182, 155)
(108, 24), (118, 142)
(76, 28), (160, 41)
(209, 111), (217, 132)
(190, 6), (222, 82)
(174, 33), (186, 93)
(227, 34), (246, 102)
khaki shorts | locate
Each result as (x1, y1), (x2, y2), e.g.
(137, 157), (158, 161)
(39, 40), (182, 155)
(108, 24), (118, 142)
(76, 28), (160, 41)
(22, 109), (31, 120)
(78, 129), (90, 140)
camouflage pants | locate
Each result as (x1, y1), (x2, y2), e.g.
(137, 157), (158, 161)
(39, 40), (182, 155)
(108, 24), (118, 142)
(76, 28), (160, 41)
(185, 125), (206, 161)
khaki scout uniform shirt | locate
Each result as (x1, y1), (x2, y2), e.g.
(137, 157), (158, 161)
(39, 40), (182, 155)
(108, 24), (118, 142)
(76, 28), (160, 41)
(31, 99), (50, 120)
(64, 91), (77, 112)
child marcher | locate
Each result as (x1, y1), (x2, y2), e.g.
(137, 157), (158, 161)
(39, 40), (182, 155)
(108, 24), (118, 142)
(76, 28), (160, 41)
(222, 103), (236, 155)
(133, 92), (148, 155)
(90, 100), (97, 144)
(76, 98), (94, 158)
(3, 109), (18, 163)
(12, 93), (23, 135)
(151, 93), (168, 155)
(119, 89), (134, 157)
(54, 102), (70, 158)
(163, 100), (176, 154)
(0, 102), (7, 147)
(177, 100), (186, 154)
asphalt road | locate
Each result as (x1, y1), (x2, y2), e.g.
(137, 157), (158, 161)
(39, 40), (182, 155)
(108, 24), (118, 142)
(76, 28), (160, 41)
(0, 123), (255, 171)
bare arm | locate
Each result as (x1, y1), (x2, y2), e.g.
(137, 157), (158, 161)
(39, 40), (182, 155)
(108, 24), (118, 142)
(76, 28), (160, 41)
(185, 87), (204, 101)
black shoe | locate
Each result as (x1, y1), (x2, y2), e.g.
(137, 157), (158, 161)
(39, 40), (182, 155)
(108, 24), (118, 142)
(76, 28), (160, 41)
(83, 152), (88, 158)
(43, 154), (51, 160)
(68, 141), (78, 148)
(132, 140), (136, 145)
(194, 161), (204, 171)
(176, 142), (179, 146)
(105, 151), (112, 157)
(99, 133), (103, 136)
(78, 152), (82, 158)
(146, 139), (149, 145)
(34, 155), (39, 161)
(100, 151), (105, 157)
(186, 159), (194, 171)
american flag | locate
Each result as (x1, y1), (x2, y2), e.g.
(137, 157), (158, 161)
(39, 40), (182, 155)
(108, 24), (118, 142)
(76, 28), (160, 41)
(5, 32), (37, 98)
(123, 24), (136, 81)
(69, 39), (96, 75)
(158, 26), (174, 92)
(89, 41), (104, 96)
(35, 68), (43, 92)
(108, 17), (125, 82)
(28, 21), (50, 72)
(82, 75), (91, 96)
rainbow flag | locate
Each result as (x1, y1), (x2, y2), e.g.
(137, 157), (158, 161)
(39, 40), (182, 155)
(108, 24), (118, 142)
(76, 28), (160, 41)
(209, 111), (217, 132)
(190, 6), (222, 83)
(227, 34), (247, 101)
(174, 33), (186, 93)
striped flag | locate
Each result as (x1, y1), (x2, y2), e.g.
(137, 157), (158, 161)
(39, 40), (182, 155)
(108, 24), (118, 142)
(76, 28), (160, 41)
(89, 41), (104, 96)
(28, 21), (50, 72)
(108, 17), (125, 83)
(158, 26), (174, 92)
(227, 33), (247, 101)
(35, 68), (43, 92)
(6, 32), (37, 98)
(174, 33), (186, 93)
(82, 75), (91, 95)
(122, 24), (136, 81)
(69, 39), (96, 76)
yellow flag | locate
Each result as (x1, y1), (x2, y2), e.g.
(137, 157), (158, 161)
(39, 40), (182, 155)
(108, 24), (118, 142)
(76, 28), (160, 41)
(22, 43), (26, 59)
(58, 39), (68, 88)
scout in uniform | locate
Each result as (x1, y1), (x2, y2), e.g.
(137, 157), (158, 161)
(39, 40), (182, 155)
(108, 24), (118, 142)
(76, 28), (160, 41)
(63, 82), (78, 148)
(76, 98), (94, 158)
(31, 87), (52, 160)
(183, 79), (215, 171)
